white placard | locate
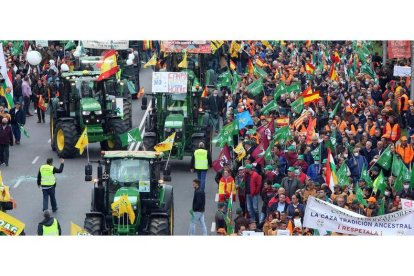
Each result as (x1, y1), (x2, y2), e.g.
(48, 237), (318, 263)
(241, 231), (264, 236)
(401, 198), (414, 210)
(151, 72), (188, 93)
(82, 40), (129, 50)
(393, 66), (411, 77)
(303, 196), (414, 236)
(35, 40), (48, 47)
(277, 230), (291, 236)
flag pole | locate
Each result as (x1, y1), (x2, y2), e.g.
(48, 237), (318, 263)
(86, 143), (90, 163)
(164, 148), (172, 171)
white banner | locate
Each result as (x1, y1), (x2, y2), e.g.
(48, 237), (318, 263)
(81, 40), (129, 50)
(151, 72), (188, 93)
(0, 44), (13, 95)
(35, 40), (48, 47)
(401, 198), (414, 210)
(393, 66), (411, 77)
(303, 196), (414, 236)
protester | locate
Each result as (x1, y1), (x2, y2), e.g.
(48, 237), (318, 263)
(37, 158), (64, 212)
(189, 179), (207, 235)
(37, 210), (61, 236)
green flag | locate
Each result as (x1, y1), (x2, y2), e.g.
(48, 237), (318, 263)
(119, 128), (142, 147)
(391, 155), (403, 177)
(264, 137), (277, 161)
(329, 101), (340, 119)
(290, 96), (304, 114)
(326, 130), (337, 151)
(253, 65), (268, 78)
(355, 185), (368, 207)
(230, 71), (241, 94)
(226, 197), (234, 234)
(394, 165), (405, 193)
(378, 199), (385, 216)
(261, 100), (279, 115)
(286, 82), (301, 93)
(311, 144), (321, 159)
(274, 82), (287, 100)
(246, 78), (264, 96)
(275, 126), (292, 144)
(361, 165), (373, 188)
(11, 41), (23, 56)
(64, 40), (76, 51)
(213, 121), (238, 147)
(410, 167), (414, 189)
(373, 170), (386, 195)
(337, 162), (349, 187)
(360, 64), (377, 81)
(217, 71), (232, 88)
(18, 124), (29, 138)
(376, 145), (392, 170)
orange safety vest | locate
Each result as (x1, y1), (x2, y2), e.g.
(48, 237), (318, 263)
(384, 122), (400, 142)
(339, 121), (347, 133)
(400, 94), (409, 112)
(396, 144), (414, 165)
(143, 40), (153, 51)
(365, 124), (376, 136)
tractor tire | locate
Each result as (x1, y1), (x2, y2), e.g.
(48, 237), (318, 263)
(123, 96), (133, 129)
(54, 121), (78, 158)
(149, 217), (170, 235)
(100, 119), (129, 151)
(84, 216), (103, 235)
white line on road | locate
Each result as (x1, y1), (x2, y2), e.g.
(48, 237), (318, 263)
(48, 139), (51, 143)
(32, 156), (40, 164)
(211, 222), (216, 233)
(14, 178), (23, 188)
(215, 193), (219, 202)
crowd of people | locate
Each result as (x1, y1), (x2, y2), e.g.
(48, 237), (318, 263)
(195, 40), (414, 236)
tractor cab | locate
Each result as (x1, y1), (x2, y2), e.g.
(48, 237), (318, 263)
(84, 151), (173, 235)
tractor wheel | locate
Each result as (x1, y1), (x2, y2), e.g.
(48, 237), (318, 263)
(54, 121), (78, 158)
(123, 101), (132, 129)
(149, 217), (170, 235)
(50, 115), (56, 151)
(100, 119), (128, 151)
(84, 216), (103, 235)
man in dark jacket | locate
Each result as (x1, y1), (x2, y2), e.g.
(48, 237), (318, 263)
(281, 167), (302, 198)
(12, 74), (22, 104)
(32, 79), (47, 123)
(37, 210), (62, 236)
(207, 90), (224, 134)
(234, 207), (248, 233)
(215, 202), (226, 233)
(9, 102), (25, 144)
(37, 158), (64, 212)
(189, 179), (207, 235)
(0, 118), (13, 166)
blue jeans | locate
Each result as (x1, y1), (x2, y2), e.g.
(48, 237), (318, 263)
(246, 194), (259, 223)
(11, 124), (21, 142)
(42, 186), (57, 211)
(196, 170), (207, 192)
(189, 211), (207, 235)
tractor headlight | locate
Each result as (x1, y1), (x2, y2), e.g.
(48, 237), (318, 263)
(82, 111), (91, 116)
(95, 110), (102, 115)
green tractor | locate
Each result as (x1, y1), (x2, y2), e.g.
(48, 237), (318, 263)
(83, 150), (173, 235)
(50, 70), (133, 158)
(141, 52), (215, 160)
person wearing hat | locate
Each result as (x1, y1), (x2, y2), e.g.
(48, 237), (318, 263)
(9, 101), (25, 145)
(243, 163), (262, 223)
(281, 167), (302, 199)
(190, 142), (212, 192)
(365, 197), (378, 217)
(263, 165), (277, 183)
(37, 210), (61, 236)
(293, 154), (308, 173)
(234, 207), (248, 233)
(307, 156), (321, 182)
(285, 145), (298, 167)
(396, 136), (414, 165)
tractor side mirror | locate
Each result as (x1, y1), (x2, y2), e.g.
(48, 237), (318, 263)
(141, 96), (148, 110)
(85, 164), (92, 182)
(97, 164), (103, 180)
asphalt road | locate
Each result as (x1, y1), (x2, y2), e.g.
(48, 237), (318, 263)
(4, 67), (224, 235)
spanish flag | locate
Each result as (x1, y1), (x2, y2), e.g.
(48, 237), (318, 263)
(247, 59), (254, 75)
(305, 63), (315, 74)
(97, 50), (118, 81)
(154, 132), (176, 152)
(229, 60), (236, 71)
(75, 127), (88, 155)
(201, 86), (208, 98)
(178, 52), (188, 68)
(329, 64), (338, 81)
(302, 87), (320, 104)
(276, 117), (289, 127)
(144, 53), (157, 68)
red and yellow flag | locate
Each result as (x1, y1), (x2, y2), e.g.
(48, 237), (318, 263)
(248, 59), (254, 75)
(276, 116), (289, 127)
(332, 51), (341, 63)
(302, 87), (320, 105)
(329, 64), (338, 81)
(305, 63), (315, 74)
(305, 117), (317, 144)
(201, 86), (208, 98)
(229, 60), (236, 71)
(97, 50), (118, 81)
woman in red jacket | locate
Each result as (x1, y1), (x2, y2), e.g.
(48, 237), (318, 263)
(218, 169), (236, 203)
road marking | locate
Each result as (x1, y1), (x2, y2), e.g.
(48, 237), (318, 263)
(14, 178), (23, 188)
(32, 156), (40, 164)
(215, 193), (219, 202)
(48, 139), (51, 143)
(211, 222), (216, 233)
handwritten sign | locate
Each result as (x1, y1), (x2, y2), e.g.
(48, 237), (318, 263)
(82, 40), (129, 50)
(388, 41), (411, 59)
(152, 72), (188, 93)
(393, 66), (411, 77)
(401, 198), (414, 210)
(161, 41), (212, 54)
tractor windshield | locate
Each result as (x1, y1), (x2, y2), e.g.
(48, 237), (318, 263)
(74, 78), (98, 98)
(109, 158), (150, 185)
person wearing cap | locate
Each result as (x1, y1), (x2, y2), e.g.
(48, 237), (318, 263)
(37, 210), (61, 236)
(234, 207), (248, 233)
(263, 165), (277, 183)
(307, 156), (322, 183)
(215, 202), (227, 233)
(9, 101), (26, 145)
(365, 197), (378, 217)
(285, 145), (298, 167)
(396, 136), (414, 165)
(190, 142), (212, 192)
(189, 179), (207, 236)
(243, 163), (262, 223)
(293, 154), (308, 173)
(280, 167), (303, 198)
